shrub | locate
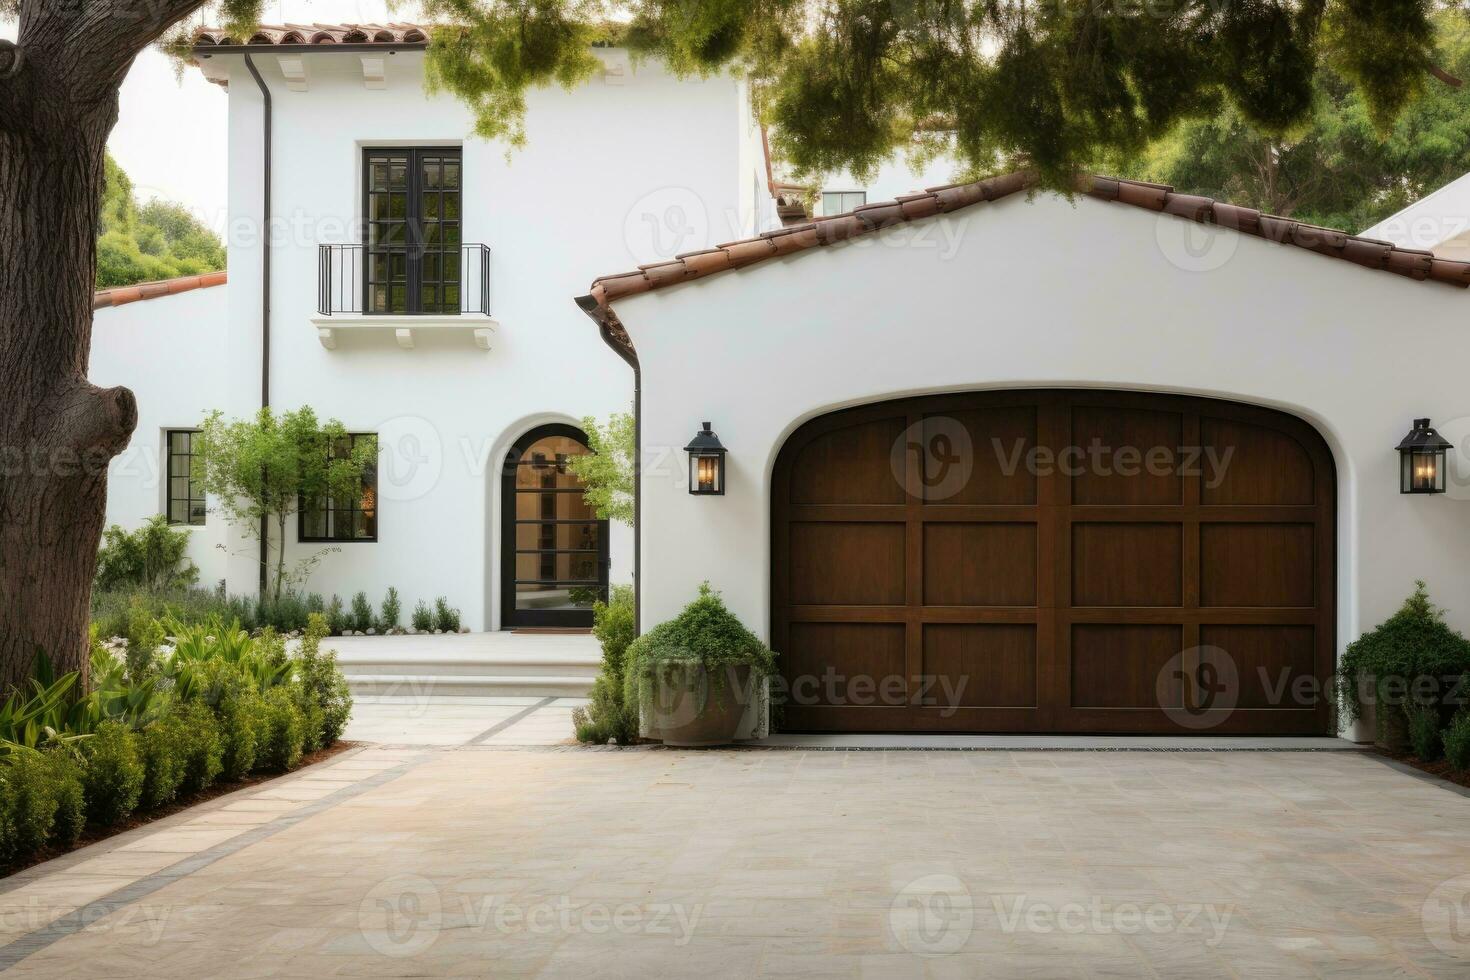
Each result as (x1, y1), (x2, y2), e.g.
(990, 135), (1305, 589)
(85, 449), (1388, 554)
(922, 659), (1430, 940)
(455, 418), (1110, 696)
(82, 721), (144, 826)
(326, 595), (347, 636)
(254, 591), (310, 633)
(350, 591), (374, 633)
(171, 701), (223, 795)
(297, 614), (352, 748)
(124, 601), (166, 682)
(48, 752), (85, 847)
(1406, 701), (1444, 762)
(592, 586), (636, 678)
(623, 583), (777, 724)
(433, 597), (460, 633)
(181, 660), (260, 781)
(257, 687), (306, 772)
(573, 586), (639, 746)
(2, 749), (61, 856)
(1446, 712), (1470, 771)
(139, 717), (189, 810)
(95, 516), (199, 593)
(1338, 583), (1470, 724)
(412, 600), (433, 632)
(380, 587), (401, 631)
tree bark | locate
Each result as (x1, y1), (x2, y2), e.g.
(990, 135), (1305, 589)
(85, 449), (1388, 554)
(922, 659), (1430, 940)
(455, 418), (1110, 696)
(0, 0), (207, 690)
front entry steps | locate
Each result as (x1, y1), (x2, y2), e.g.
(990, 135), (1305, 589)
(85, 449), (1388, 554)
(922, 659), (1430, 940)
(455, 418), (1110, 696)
(330, 632), (601, 700)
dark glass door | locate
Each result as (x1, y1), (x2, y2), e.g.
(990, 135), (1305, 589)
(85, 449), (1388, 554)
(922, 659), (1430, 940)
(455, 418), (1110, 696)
(501, 425), (609, 629)
(363, 147), (462, 314)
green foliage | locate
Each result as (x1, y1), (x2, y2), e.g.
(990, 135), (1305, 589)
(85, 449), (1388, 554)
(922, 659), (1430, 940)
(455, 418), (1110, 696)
(125, 599), (166, 682)
(216, 689), (262, 782)
(433, 597), (461, 633)
(1125, 8), (1470, 231)
(380, 587), (402, 631)
(82, 722), (144, 826)
(327, 595), (348, 636)
(566, 413), (635, 525)
(257, 687), (306, 772)
(623, 582), (777, 720)
(93, 585), (343, 639)
(171, 701), (224, 796)
(95, 516), (199, 593)
(48, 753), (86, 848)
(297, 615), (352, 748)
(139, 715), (189, 809)
(1337, 582), (1470, 723)
(192, 407), (373, 601)
(412, 600), (434, 632)
(573, 586), (639, 745)
(350, 591), (374, 633)
(97, 154), (225, 289)
(1, 750), (63, 856)
(1445, 712), (1470, 771)
(1406, 700), (1443, 762)
(409, 1), (1451, 191)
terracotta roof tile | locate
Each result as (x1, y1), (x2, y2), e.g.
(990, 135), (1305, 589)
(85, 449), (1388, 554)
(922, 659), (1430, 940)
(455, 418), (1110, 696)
(94, 271), (227, 311)
(194, 23), (431, 48)
(579, 171), (1470, 364)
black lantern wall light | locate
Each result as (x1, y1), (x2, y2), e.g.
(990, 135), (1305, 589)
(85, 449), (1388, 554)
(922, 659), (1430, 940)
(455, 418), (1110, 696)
(1397, 418), (1453, 494)
(685, 422), (727, 495)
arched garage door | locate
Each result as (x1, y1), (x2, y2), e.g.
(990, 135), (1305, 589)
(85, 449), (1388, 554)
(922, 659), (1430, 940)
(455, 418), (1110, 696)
(771, 391), (1335, 735)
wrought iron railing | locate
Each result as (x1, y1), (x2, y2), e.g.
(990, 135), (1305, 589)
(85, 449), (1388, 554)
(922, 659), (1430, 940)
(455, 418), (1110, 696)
(316, 243), (491, 316)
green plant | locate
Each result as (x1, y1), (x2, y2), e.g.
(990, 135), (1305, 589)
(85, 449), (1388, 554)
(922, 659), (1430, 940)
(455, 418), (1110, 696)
(192, 406), (374, 601)
(326, 595), (347, 636)
(94, 516), (199, 593)
(138, 716), (189, 809)
(623, 583), (777, 723)
(82, 721), (144, 826)
(565, 413), (634, 525)
(1445, 712), (1470, 772)
(171, 701), (223, 796)
(412, 600), (433, 632)
(380, 587), (402, 631)
(296, 615), (352, 748)
(217, 691), (262, 781)
(1, 749), (62, 856)
(350, 591), (374, 633)
(1406, 700), (1444, 762)
(124, 600), (165, 682)
(433, 597), (460, 633)
(257, 687), (306, 772)
(47, 752), (85, 847)
(573, 586), (639, 745)
(1337, 583), (1470, 725)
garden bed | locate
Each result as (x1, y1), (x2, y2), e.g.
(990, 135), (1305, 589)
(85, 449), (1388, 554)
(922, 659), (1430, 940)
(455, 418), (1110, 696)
(1377, 748), (1470, 792)
(1, 740), (359, 879)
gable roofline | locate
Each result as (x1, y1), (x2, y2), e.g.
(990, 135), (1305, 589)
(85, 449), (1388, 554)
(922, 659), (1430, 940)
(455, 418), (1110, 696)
(1359, 170), (1470, 249)
(576, 171), (1470, 362)
(193, 23), (432, 50)
(94, 272), (227, 311)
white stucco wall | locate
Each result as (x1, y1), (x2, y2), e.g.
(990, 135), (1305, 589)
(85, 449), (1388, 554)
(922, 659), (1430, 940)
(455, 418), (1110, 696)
(615, 190), (1470, 675)
(93, 47), (766, 629)
(91, 286), (231, 579)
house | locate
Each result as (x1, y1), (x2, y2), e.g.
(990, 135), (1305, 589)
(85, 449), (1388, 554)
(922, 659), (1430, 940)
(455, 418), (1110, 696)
(90, 23), (774, 632)
(581, 173), (1470, 740)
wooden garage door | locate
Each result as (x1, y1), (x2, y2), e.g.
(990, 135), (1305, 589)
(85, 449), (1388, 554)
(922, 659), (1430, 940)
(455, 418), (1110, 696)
(772, 391), (1335, 735)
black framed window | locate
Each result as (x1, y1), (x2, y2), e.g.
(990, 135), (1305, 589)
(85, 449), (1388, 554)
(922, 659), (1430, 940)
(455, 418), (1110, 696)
(299, 433), (379, 542)
(364, 147), (462, 314)
(821, 190), (866, 215)
(165, 429), (206, 526)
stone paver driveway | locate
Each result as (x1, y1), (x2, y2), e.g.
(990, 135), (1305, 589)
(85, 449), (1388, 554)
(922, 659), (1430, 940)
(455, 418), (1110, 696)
(3, 747), (1469, 978)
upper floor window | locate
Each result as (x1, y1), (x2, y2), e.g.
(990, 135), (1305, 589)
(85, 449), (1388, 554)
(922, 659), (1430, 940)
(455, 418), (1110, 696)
(299, 433), (379, 543)
(822, 190), (866, 215)
(165, 429), (206, 526)
(364, 147), (462, 314)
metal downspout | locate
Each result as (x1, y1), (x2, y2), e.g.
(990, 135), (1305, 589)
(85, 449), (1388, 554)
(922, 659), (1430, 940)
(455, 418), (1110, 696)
(244, 53), (273, 594)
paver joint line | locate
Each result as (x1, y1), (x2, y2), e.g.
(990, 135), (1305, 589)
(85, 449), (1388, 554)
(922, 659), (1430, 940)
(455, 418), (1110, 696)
(466, 696), (556, 745)
(0, 751), (429, 973)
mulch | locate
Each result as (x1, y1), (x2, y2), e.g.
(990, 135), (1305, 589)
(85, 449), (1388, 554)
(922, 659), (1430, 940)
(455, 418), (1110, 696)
(1374, 747), (1470, 792)
(1, 740), (359, 880)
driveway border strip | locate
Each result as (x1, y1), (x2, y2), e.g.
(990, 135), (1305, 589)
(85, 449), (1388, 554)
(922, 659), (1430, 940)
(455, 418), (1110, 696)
(466, 696), (556, 745)
(0, 752), (428, 972)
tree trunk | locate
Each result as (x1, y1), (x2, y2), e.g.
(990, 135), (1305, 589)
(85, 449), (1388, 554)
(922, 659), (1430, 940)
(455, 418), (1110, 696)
(0, 97), (137, 690)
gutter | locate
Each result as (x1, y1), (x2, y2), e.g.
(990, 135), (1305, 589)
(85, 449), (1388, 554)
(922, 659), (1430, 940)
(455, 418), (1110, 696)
(575, 296), (641, 635)
(243, 53), (273, 594)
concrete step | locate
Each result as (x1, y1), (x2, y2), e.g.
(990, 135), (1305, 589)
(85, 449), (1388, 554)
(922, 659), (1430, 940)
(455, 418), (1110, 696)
(345, 673), (596, 699)
(336, 654), (601, 680)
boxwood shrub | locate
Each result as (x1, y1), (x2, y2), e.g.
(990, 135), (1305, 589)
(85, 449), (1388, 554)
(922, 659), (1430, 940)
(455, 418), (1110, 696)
(82, 721), (144, 826)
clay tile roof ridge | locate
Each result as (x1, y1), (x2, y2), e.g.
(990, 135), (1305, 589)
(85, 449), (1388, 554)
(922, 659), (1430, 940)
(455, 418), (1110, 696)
(94, 271), (227, 311)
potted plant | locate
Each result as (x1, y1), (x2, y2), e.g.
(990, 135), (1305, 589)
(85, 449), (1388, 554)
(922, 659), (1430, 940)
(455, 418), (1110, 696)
(1338, 582), (1470, 752)
(624, 584), (777, 747)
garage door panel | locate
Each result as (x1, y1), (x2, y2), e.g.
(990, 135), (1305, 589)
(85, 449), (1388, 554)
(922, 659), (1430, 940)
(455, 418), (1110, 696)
(789, 522), (905, 605)
(1071, 523), (1183, 607)
(924, 407), (1037, 504)
(785, 623), (907, 707)
(791, 416), (907, 505)
(923, 523), (1037, 606)
(1200, 625), (1317, 710)
(922, 624), (1038, 707)
(1070, 624), (1185, 709)
(1200, 418), (1315, 506)
(1070, 406), (1184, 505)
(1199, 524), (1314, 607)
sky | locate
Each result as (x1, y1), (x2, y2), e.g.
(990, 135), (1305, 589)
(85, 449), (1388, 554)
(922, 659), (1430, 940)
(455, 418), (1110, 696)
(4, 2), (422, 233)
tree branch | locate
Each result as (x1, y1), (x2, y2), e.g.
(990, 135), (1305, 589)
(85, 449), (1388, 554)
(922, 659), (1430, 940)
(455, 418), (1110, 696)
(1429, 64), (1463, 89)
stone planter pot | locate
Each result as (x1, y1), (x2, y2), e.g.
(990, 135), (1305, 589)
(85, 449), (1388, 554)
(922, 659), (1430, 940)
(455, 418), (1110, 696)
(1376, 699), (1411, 753)
(647, 663), (755, 747)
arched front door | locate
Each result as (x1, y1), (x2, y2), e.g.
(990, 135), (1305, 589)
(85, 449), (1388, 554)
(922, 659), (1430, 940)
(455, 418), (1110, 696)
(501, 424), (609, 629)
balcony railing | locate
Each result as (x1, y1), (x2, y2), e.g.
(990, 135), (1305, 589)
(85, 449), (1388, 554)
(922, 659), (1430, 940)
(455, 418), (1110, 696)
(317, 244), (492, 316)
